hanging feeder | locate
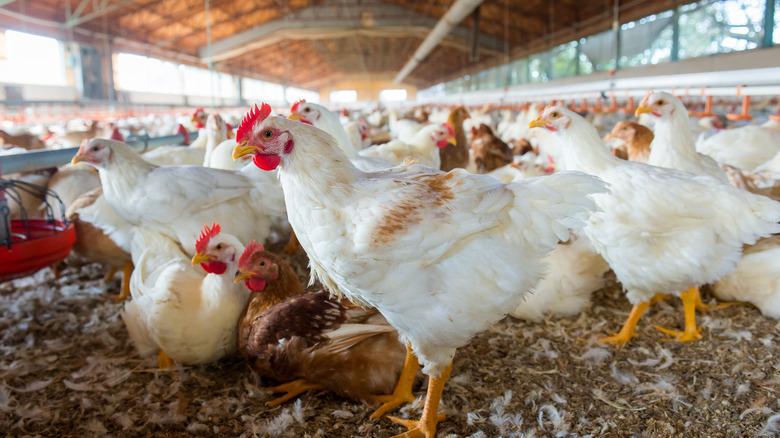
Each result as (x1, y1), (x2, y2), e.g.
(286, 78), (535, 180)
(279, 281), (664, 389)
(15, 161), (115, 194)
(1, 172), (76, 283)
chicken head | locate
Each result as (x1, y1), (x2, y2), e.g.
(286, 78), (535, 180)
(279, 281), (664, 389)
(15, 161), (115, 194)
(287, 99), (316, 125)
(233, 103), (296, 171)
(234, 241), (278, 291)
(636, 91), (679, 118)
(529, 106), (573, 132)
(191, 222), (239, 275)
(72, 138), (113, 166)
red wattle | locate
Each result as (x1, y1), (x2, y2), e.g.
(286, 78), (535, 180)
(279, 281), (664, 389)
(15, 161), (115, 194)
(201, 261), (227, 275)
(436, 140), (448, 148)
(254, 154), (281, 171)
(244, 277), (267, 291)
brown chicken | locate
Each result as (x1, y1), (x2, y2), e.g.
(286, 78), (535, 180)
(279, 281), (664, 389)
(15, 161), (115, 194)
(469, 124), (514, 173)
(439, 106), (471, 171)
(234, 242), (406, 407)
(603, 121), (653, 162)
(65, 188), (133, 300)
(0, 129), (45, 150)
(510, 137), (534, 156)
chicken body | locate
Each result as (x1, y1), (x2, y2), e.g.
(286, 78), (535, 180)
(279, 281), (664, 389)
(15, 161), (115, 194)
(469, 123), (514, 173)
(358, 123), (453, 169)
(236, 247), (405, 404)
(233, 109), (606, 436)
(711, 235), (780, 319)
(696, 124), (780, 171)
(72, 138), (280, 255)
(532, 106), (780, 344)
(122, 226), (249, 364)
(439, 107), (470, 171)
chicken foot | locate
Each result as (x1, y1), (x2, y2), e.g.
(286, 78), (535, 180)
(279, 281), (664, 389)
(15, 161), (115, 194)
(112, 262), (133, 302)
(388, 363), (451, 438)
(263, 379), (324, 408)
(600, 293), (665, 347)
(654, 287), (703, 342)
(370, 344), (419, 419)
(691, 287), (743, 313)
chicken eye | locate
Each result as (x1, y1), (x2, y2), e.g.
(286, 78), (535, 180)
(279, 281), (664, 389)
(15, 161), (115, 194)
(216, 244), (223, 250)
(91, 146), (99, 152)
(551, 112), (559, 118)
(656, 99), (665, 105)
(259, 261), (266, 267)
(303, 108), (310, 113)
(262, 130), (273, 139)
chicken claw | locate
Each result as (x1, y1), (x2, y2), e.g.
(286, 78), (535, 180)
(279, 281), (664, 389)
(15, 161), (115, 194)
(264, 379), (324, 408)
(112, 262), (133, 302)
(387, 364), (451, 438)
(653, 287), (703, 343)
(370, 344), (419, 419)
(692, 288), (741, 314)
(158, 350), (175, 369)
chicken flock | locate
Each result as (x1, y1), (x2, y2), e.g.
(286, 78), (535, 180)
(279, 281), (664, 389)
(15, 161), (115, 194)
(2, 92), (780, 437)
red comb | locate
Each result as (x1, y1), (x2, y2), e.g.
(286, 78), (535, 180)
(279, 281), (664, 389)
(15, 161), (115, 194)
(195, 222), (221, 253)
(290, 99), (306, 114)
(193, 107), (204, 116)
(238, 240), (266, 268)
(443, 122), (455, 137)
(236, 103), (272, 143)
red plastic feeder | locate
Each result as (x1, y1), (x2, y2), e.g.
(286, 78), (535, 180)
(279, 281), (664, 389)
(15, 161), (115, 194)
(0, 219), (76, 283)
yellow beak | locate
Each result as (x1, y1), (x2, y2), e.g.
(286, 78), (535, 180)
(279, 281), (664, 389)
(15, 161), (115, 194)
(71, 143), (87, 164)
(635, 104), (653, 116)
(233, 141), (261, 160)
(446, 136), (456, 146)
(191, 116), (199, 123)
(234, 269), (252, 284)
(191, 252), (214, 266)
(528, 118), (547, 129)
(287, 113), (303, 121)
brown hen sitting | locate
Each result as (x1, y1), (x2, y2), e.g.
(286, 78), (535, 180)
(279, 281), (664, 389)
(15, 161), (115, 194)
(470, 124), (514, 174)
(235, 242), (407, 407)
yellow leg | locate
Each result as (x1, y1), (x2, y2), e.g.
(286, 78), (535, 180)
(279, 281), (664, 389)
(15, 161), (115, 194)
(113, 262), (133, 302)
(600, 294), (663, 347)
(264, 379), (325, 408)
(158, 350), (175, 369)
(103, 266), (117, 283)
(388, 363), (451, 438)
(370, 344), (419, 419)
(654, 287), (703, 342)
(692, 287), (741, 313)
(283, 231), (298, 254)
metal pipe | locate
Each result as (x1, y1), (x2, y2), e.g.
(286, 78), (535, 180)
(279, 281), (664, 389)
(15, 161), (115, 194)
(0, 131), (197, 175)
(393, 0), (485, 84)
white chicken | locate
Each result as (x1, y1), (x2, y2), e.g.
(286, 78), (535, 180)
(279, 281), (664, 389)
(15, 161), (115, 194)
(287, 100), (394, 171)
(122, 223), (249, 366)
(510, 231), (610, 322)
(232, 103), (607, 437)
(637, 91), (729, 182)
(695, 121), (780, 171)
(711, 235), (780, 319)
(71, 138), (282, 255)
(358, 123), (455, 169)
(530, 106), (780, 347)
(201, 113), (232, 168)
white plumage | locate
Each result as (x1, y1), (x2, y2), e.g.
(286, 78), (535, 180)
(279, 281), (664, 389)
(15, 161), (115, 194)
(72, 138), (281, 255)
(531, 106), (780, 345)
(696, 123), (780, 171)
(639, 92), (729, 182)
(122, 227), (248, 364)
(232, 110), (606, 436)
(711, 235), (780, 319)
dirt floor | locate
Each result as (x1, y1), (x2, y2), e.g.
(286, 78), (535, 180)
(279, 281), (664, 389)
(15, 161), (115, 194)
(1, 244), (779, 437)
